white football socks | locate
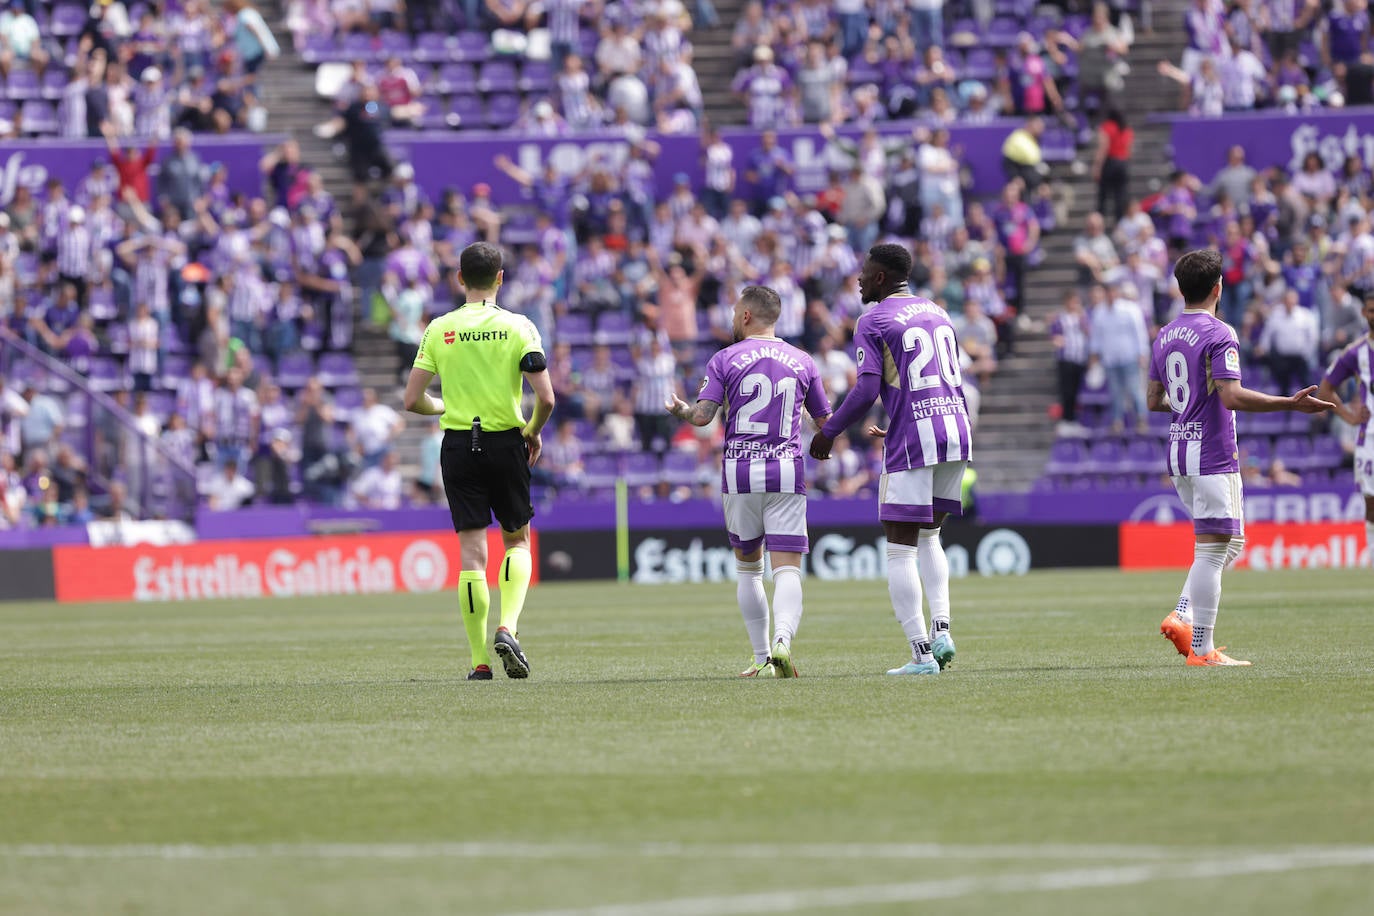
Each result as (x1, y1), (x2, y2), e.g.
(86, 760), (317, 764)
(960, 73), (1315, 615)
(1224, 536), (1245, 569)
(771, 565), (803, 650)
(887, 544), (933, 662)
(1188, 543), (1229, 657)
(917, 528), (951, 634)
(736, 559), (770, 664)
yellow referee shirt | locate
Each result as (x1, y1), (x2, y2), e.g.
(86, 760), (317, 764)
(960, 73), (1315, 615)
(414, 301), (545, 433)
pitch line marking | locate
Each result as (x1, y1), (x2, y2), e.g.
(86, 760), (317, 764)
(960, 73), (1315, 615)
(504, 848), (1374, 916)
(0, 842), (1369, 864)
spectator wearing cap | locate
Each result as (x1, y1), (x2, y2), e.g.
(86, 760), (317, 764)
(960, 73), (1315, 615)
(133, 66), (173, 140)
(732, 46), (792, 130)
(56, 206), (95, 306)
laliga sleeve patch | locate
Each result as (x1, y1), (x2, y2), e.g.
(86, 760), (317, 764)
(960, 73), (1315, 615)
(1224, 348), (1240, 373)
(699, 375), (710, 393)
(856, 347), (866, 368)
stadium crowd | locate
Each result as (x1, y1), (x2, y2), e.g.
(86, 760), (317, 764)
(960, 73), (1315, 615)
(1042, 131), (1373, 491)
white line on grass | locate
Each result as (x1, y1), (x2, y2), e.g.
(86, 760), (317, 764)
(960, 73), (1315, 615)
(0, 842), (1367, 865)
(503, 848), (1374, 916)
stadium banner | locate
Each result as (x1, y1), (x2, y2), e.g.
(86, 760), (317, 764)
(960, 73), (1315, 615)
(393, 119), (1018, 205)
(1119, 522), (1371, 571)
(540, 522), (1118, 583)
(50, 530), (537, 603)
(980, 483), (1366, 526)
(0, 548), (57, 602)
(1162, 109), (1374, 180)
(0, 135), (287, 208)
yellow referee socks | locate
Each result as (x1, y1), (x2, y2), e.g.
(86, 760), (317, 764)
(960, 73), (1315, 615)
(498, 546), (533, 634)
(458, 571), (491, 668)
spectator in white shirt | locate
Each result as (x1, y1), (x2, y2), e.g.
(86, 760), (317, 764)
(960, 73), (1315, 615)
(350, 387), (404, 467)
(814, 334), (857, 406)
(349, 450), (403, 509)
(1255, 289), (1320, 394)
(205, 458), (256, 511)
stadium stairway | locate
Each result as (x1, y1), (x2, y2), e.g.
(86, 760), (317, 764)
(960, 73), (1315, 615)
(255, 1), (435, 477)
(697, 0), (751, 123)
(969, 2), (1192, 491)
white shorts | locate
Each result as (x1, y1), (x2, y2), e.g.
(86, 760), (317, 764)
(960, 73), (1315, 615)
(1171, 473), (1245, 536)
(879, 461), (967, 524)
(1356, 447), (1374, 498)
(723, 492), (809, 554)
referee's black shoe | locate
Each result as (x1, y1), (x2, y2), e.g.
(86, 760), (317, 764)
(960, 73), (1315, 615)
(467, 665), (493, 681)
(493, 628), (530, 679)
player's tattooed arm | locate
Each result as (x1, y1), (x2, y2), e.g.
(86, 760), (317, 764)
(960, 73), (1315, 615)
(1146, 379), (1171, 412)
(666, 396), (720, 427)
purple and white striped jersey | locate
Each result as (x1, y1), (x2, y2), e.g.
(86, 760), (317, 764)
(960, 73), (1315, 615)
(1148, 310), (1242, 477)
(1324, 337), (1373, 449)
(700, 337), (832, 495)
(853, 294), (973, 473)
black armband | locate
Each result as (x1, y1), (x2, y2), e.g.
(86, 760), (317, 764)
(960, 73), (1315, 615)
(520, 352), (548, 372)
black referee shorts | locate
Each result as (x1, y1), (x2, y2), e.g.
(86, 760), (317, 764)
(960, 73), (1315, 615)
(440, 427), (534, 533)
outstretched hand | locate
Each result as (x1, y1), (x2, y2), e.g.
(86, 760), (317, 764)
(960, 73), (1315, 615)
(809, 430), (835, 460)
(665, 394), (690, 421)
(1289, 385), (1337, 415)
(867, 425), (887, 439)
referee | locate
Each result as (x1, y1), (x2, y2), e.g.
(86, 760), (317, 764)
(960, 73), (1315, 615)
(403, 242), (556, 681)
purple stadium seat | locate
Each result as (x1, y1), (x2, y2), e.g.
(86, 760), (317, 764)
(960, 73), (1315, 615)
(1308, 436), (1345, 470)
(378, 31), (411, 58)
(341, 32), (378, 61)
(1044, 439), (1087, 475)
(299, 34), (337, 65)
(160, 354), (190, 387)
(160, 323), (190, 354)
(15, 252), (38, 284)
(454, 32), (491, 62)
(106, 323), (130, 354)
(6, 69), (40, 100)
(986, 18), (1021, 47)
(582, 454), (621, 488)
(418, 100), (452, 130)
(1238, 436), (1272, 463)
(623, 452), (661, 487)
(316, 352), (357, 387)
(1285, 411), (1313, 433)
(593, 311), (632, 345)
(21, 101), (58, 134)
(485, 93), (521, 128)
(0, 100), (15, 123)
(519, 60), (553, 92)
(40, 68), (69, 100)
(1237, 413), (1286, 436)
(962, 48), (996, 80)
(50, 4), (87, 37)
(1274, 435), (1313, 471)
(448, 93), (483, 127)
(435, 62), (475, 93)
(88, 286), (117, 321)
(1041, 127), (1076, 162)
(414, 33), (452, 63)
(1086, 439), (1128, 475)
(1123, 438), (1163, 475)
(559, 312), (594, 344)
(662, 451), (700, 486)
(948, 19), (978, 47)
(1027, 14), (1058, 38)
(88, 357), (124, 392)
(1062, 15), (1089, 39)
(478, 59), (519, 93)
(277, 351), (315, 389)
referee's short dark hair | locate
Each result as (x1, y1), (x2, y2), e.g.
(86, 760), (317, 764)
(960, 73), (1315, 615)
(868, 242), (913, 278)
(739, 285), (782, 325)
(459, 242), (504, 290)
(1174, 248), (1223, 305)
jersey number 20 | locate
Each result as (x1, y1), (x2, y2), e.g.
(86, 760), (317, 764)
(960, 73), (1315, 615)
(736, 373), (798, 437)
(903, 325), (963, 391)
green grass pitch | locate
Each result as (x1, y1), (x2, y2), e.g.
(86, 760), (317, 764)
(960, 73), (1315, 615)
(2, 568), (1372, 915)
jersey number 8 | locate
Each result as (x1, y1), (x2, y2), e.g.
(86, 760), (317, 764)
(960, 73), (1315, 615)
(1165, 351), (1191, 407)
(903, 325), (963, 392)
